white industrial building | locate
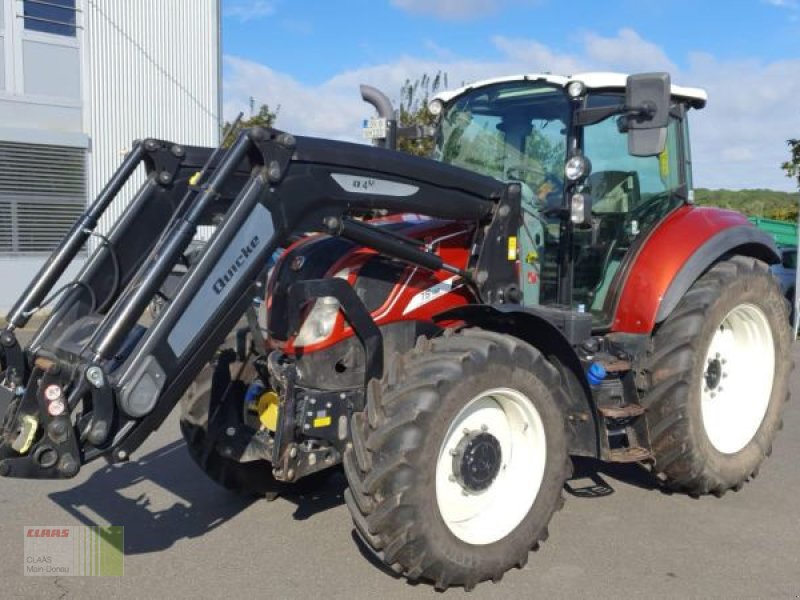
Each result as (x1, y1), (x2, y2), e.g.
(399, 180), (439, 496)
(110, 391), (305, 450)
(0, 0), (221, 309)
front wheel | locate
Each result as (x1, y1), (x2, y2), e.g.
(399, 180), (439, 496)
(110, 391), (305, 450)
(180, 355), (284, 499)
(343, 329), (570, 590)
(640, 256), (792, 496)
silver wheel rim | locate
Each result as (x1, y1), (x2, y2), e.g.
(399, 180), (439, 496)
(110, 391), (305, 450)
(701, 303), (775, 454)
(435, 387), (546, 545)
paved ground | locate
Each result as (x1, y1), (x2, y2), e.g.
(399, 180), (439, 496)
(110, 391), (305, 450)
(1, 348), (799, 599)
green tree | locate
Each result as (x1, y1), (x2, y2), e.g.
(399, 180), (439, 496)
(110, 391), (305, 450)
(397, 72), (448, 157)
(694, 188), (800, 222)
(222, 97), (279, 146)
(782, 138), (800, 189)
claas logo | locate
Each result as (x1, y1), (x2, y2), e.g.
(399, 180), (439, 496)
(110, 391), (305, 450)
(26, 528), (70, 538)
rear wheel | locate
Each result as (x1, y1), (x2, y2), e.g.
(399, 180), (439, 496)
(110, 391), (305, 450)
(343, 329), (569, 590)
(640, 256), (791, 496)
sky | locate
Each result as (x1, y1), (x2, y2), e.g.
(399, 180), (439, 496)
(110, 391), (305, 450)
(221, 0), (800, 191)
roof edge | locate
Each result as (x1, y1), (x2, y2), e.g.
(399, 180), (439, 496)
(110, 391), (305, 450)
(432, 72), (707, 109)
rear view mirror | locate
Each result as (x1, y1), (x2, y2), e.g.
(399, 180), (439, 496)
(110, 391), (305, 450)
(626, 73), (671, 157)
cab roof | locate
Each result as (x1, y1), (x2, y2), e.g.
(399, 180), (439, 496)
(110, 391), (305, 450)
(431, 72), (707, 109)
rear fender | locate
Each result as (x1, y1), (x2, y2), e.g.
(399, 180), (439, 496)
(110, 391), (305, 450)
(434, 305), (600, 458)
(612, 207), (779, 334)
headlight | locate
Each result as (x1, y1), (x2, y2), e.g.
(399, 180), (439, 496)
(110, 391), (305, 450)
(293, 269), (349, 346)
(566, 80), (586, 99)
(428, 99), (444, 116)
(565, 155), (591, 181)
(294, 295), (341, 346)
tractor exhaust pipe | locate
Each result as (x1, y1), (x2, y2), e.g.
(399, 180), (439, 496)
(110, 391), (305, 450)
(360, 84), (397, 150)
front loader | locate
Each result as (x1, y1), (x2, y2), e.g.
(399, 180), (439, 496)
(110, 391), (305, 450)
(0, 72), (791, 590)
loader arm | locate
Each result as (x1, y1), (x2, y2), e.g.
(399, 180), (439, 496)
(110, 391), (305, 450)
(0, 127), (518, 479)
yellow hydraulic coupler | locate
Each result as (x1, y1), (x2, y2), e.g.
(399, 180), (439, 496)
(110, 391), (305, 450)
(254, 391), (280, 432)
(11, 414), (38, 454)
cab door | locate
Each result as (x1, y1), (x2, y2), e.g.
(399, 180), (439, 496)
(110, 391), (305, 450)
(570, 97), (691, 325)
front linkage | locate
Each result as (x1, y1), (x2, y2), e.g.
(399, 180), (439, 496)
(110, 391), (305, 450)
(0, 126), (516, 480)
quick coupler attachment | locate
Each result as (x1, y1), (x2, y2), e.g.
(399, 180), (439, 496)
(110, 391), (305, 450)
(264, 352), (355, 483)
(0, 362), (82, 479)
(0, 359), (117, 479)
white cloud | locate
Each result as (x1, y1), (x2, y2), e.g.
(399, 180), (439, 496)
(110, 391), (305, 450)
(682, 52), (800, 190)
(391, 0), (540, 20)
(583, 28), (676, 73)
(762, 0), (800, 19)
(223, 1), (276, 22)
(490, 36), (585, 73)
(223, 29), (800, 191)
(763, 0), (799, 9)
(223, 56), (365, 140)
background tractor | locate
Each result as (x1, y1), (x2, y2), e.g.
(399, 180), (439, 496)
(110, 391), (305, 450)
(0, 72), (791, 591)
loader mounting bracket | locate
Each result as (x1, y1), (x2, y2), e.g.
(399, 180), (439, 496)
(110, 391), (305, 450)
(0, 367), (81, 479)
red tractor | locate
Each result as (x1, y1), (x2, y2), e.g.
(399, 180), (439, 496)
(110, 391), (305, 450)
(0, 72), (791, 590)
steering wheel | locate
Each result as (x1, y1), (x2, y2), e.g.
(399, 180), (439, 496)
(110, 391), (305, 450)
(626, 191), (675, 232)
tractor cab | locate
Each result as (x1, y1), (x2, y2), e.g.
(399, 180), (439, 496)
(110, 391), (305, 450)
(429, 73), (707, 324)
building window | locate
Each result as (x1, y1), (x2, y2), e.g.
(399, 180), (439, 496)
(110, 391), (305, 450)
(0, 142), (85, 254)
(23, 0), (77, 37)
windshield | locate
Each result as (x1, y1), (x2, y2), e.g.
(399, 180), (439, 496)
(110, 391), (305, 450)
(432, 82), (571, 197)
